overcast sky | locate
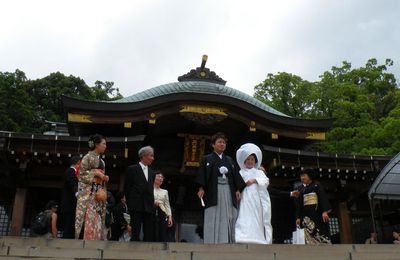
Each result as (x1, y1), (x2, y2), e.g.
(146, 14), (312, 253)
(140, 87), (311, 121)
(1, 0), (399, 97)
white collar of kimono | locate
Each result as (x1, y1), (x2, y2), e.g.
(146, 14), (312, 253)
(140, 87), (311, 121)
(214, 152), (223, 159)
(236, 143), (262, 170)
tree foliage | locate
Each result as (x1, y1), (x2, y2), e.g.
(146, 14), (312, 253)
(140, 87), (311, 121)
(0, 70), (122, 133)
(255, 58), (400, 156)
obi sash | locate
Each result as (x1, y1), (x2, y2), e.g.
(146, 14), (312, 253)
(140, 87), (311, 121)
(304, 192), (318, 206)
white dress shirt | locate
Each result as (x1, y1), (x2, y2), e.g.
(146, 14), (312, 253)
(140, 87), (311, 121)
(139, 161), (148, 181)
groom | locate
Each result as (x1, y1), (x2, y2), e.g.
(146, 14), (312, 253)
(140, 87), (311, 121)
(124, 146), (155, 241)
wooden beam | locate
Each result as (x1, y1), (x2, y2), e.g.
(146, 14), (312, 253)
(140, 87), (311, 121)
(338, 202), (353, 243)
(10, 188), (27, 236)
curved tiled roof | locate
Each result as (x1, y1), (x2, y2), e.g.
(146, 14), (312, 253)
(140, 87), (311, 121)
(113, 81), (289, 117)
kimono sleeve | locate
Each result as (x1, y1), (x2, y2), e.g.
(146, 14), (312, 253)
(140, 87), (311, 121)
(295, 187), (304, 219)
(196, 157), (208, 188)
(164, 191), (172, 217)
(229, 157), (246, 192)
(78, 154), (96, 185)
(268, 187), (290, 197)
(255, 170), (269, 187)
(316, 182), (331, 213)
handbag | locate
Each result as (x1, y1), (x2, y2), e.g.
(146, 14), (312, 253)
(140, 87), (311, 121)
(292, 226), (306, 244)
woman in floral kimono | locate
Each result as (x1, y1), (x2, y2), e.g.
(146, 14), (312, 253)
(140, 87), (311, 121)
(235, 143), (272, 244)
(75, 134), (109, 240)
(295, 169), (331, 244)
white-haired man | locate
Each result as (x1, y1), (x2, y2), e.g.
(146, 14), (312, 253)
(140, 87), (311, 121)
(124, 146), (155, 241)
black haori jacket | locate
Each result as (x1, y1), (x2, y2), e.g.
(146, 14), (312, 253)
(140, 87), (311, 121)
(196, 152), (246, 209)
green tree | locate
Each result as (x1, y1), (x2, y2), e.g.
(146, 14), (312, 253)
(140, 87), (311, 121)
(92, 80), (123, 101)
(255, 58), (400, 156)
(0, 70), (123, 133)
(317, 59), (398, 155)
(254, 72), (318, 118)
(0, 70), (35, 132)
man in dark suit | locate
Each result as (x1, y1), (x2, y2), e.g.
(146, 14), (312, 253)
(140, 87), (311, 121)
(124, 146), (155, 241)
(60, 156), (80, 239)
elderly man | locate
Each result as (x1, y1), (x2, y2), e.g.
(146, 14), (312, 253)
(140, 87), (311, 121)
(124, 146), (155, 241)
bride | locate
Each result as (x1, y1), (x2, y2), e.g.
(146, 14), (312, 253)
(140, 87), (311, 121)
(235, 143), (272, 244)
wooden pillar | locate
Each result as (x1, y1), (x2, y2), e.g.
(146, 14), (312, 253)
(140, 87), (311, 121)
(10, 188), (27, 236)
(338, 202), (352, 243)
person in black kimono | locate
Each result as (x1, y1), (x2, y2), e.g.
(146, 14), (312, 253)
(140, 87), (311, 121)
(196, 132), (246, 243)
(295, 168), (332, 244)
(60, 156), (80, 239)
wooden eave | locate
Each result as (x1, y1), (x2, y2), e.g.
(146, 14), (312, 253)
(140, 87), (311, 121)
(62, 93), (333, 131)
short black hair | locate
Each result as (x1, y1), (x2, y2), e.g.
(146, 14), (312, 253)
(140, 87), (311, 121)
(70, 155), (81, 166)
(154, 170), (164, 177)
(46, 200), (58, 210)
(300, 168), (316, 180)
(211, 132), (227, 145)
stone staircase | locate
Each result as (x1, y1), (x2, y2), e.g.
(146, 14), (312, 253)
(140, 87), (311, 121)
(1, 236), (400, 260)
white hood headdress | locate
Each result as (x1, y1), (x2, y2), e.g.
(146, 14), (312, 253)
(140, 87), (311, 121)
(236, 143), (262, 170)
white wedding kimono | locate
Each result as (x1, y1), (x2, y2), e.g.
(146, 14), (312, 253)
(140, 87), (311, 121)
(235, 143), (273, 244)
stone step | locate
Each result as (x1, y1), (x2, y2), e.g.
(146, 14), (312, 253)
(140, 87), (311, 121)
(1, 237), (84, 249)
(351, 252), (400, 260)
(102, 250), (190, 260)
(247, 244), (354, 253)
(192, 252), (275, 260)
(8, 246), (102, 259)
(2, 237), (400, 260)
(168, 242), (248, 252)
(274, 251), (351, 260)
(353, 244), (400, 253)
(84, 240), (166, 251)
(0, 256), (75, 260)
(1, 237), (354, 253)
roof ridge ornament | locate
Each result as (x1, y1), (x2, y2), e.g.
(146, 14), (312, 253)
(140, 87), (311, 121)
(178, 55), (227, 85)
